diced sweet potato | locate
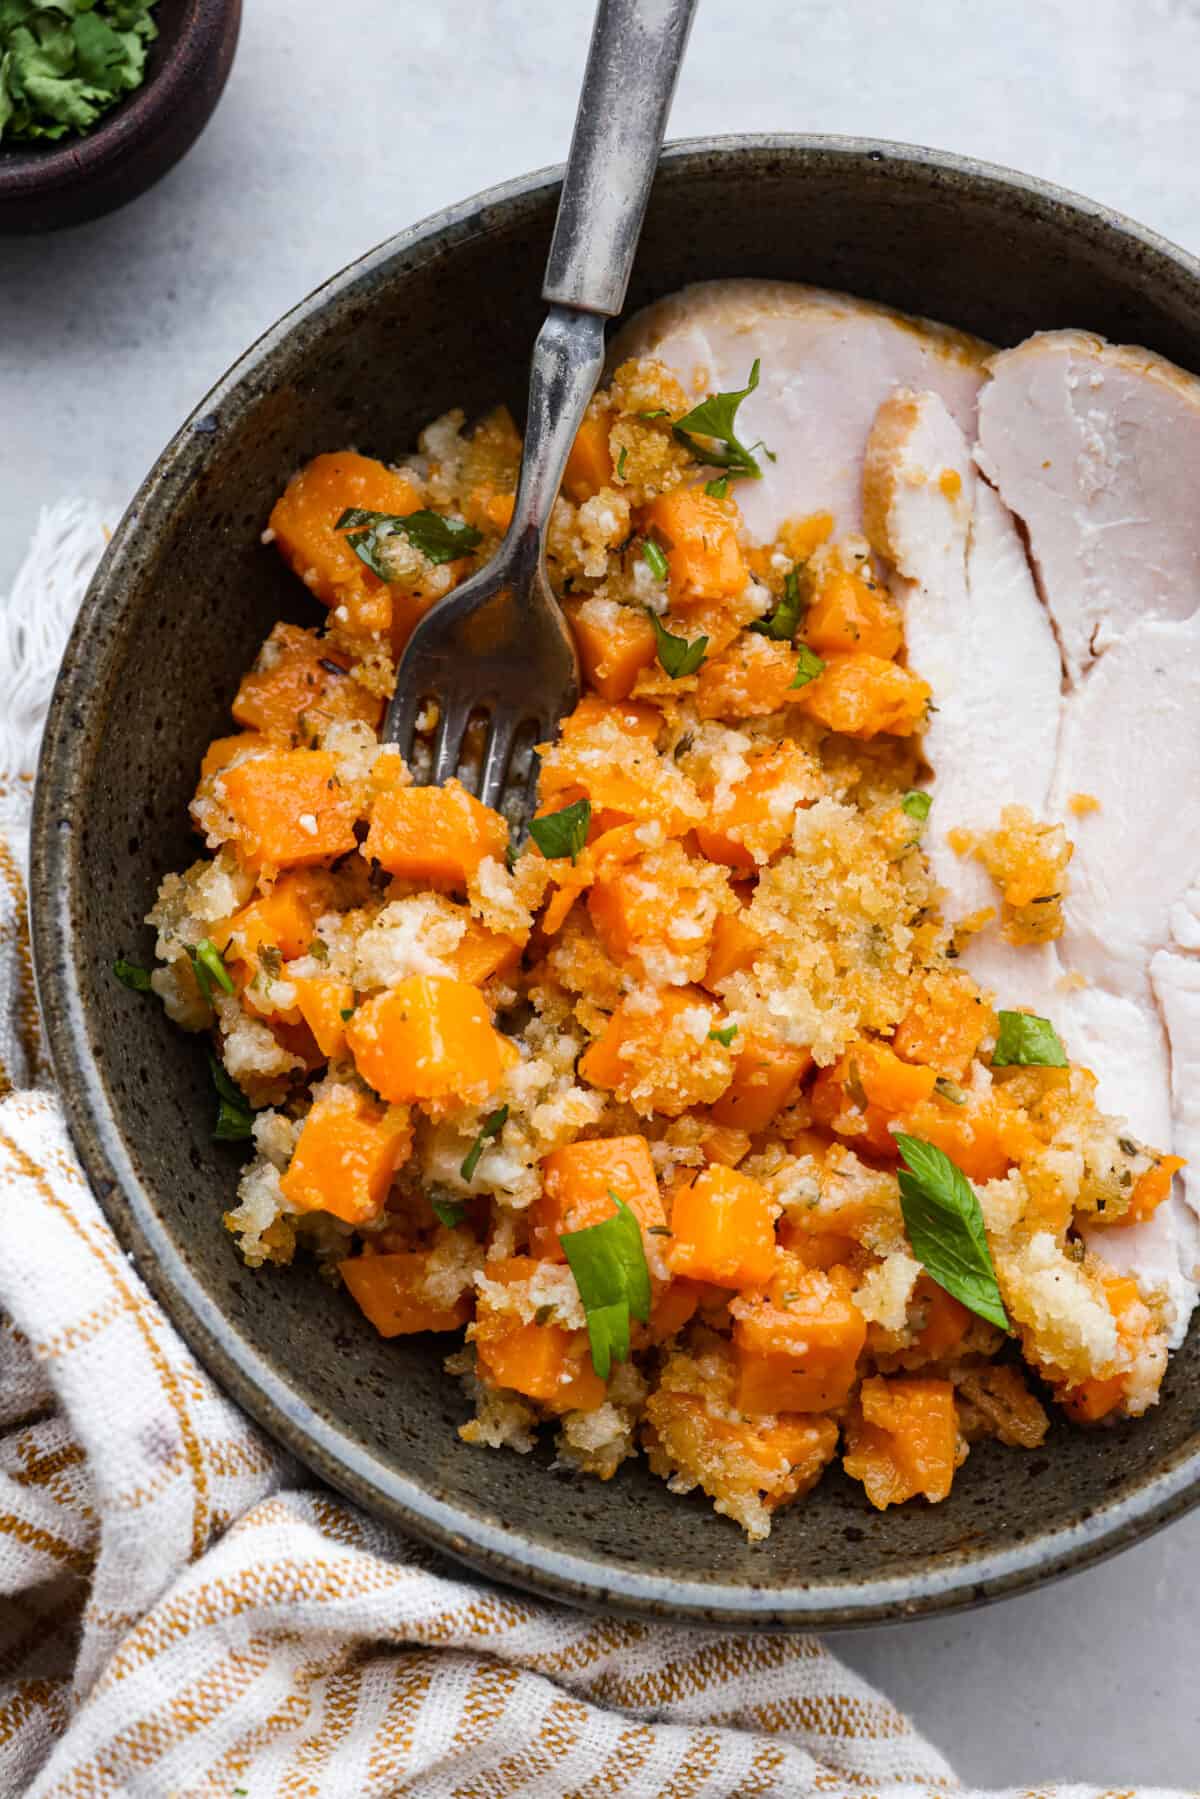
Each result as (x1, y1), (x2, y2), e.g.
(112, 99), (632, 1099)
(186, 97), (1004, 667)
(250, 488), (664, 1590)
(694, 741), (816, 870)
(779, 511), (834, 561)
(695, 635), (798, 721)
(794, 652), (931, 739)
(560, 694), (661, 742)
(232, 623), (383, 744)
(842, 1376), (960, 1508)
(697, 1122), (752, 1168)
(701, 910), (764, 990)
(345, 976), (517, 1109)
(804, 565), (903, 659)
(587, 844), (727, 982)
(214, 871), (333, 966)
(340, 1250), (472, 1336)
(912, 1277), (971, 1360)
(279, 1091), (412, 1225)
(710, 1034), (813, 1134)
(811, 1040), (938, 1158)
(565, 599), (658, 701)
(668, 1163), (776, 1288)
(219, 751), (358, 869)
(535, 1135), (665, 1261)
(1127, 1154), (1187, 1226)
(472, 1256), (606, 1411)
(777, 1220), (860, 1271)
(1062, 1275), (1145, 1423)
(892, 972), (995, 1082)
(578, 985), (732, 1116)
(732, 1264), (866, 1413)
(645, 1279), (703, 1343)
(363, 780), (508, 889)
(268, 450), (422, 610)
(641, 486), (748, 605)
(201, 733), (268, 778)
(449, 917), (524, 985)
(563, 411), (614, 502)
(291, 973), (356, 1059)
(900, 1089), (1036, 1182)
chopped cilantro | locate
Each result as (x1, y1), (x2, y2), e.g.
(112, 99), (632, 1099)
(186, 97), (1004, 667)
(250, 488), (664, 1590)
(641, 538), (669, 583)
(113, 958), (152, 992)
(649, 611), (707, 678)
(432, 1194), (468, 1229)
(673, 360), (772, 478)
(901, 789), (932, 822)
(209, 1057), (254, 1142)
(0, 1), (161, 145)
(790, 645), (826, 688)
(191, 938), (235, 1004)
(708, 1023), (738, 1046)
(992, 1011), (1068, 1068)
(750, 565), (805, 640)
(528, 800), (590, 864)
(460, 1106), (509, 1182)
(560, 1192), (652, 1379)
(335, 507), (482, 575)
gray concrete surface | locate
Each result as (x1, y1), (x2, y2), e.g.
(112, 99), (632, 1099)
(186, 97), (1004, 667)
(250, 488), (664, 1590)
(4, 0), (1200, 1785)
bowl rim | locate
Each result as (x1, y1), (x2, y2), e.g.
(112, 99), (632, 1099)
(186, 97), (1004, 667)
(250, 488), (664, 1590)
(31, 132), (1200, 1629)
(0, 0), (238, 198)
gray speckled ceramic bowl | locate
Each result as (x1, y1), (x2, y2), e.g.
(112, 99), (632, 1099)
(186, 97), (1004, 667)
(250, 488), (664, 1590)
(31, 137), (1200, 1628)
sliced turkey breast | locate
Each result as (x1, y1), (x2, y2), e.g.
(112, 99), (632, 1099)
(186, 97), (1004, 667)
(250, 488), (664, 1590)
(614, 279), (989, 542)
(861, 388), (1065, 1019)
(976, 330), (1200, 682)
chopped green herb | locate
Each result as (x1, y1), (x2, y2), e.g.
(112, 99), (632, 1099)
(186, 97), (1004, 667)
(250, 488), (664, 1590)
(616, 446), (629, 481)
(638, 408), (671, 421)
(933, 1076), (968, 1106)
(533, 1303), (555, 1326)
(750, 565), (805, 640)
(704, 475), (729, 499)
(790, 645), (826, 689)
(895, 1133), (1009, 1330)
(432, 1194), (468, 1229)
(257, 944), (283, 980)
(460, 1105), (509, 1182)
(673, 360), (772, 478)
(992, 1010), (1068, 1068)
(113, 958), (152, 992)
(191, 938), (235, 1004)
(528, 799), (591, 864)
(902, 789), (932, 823)
(560, 1192), (652, 1379)
(641, 538), (670, 583)
(504, 839), (518, 871)
(708, 1024), (738, 1046)
(339, 1007), (356, 1021)
(647, 1225), (673, 1237)
(650, 611), (708, 679)
(209, 1057), (254, 1142)
(308, 937), (329, 963)
(335, 507), (482, 575)
(0, 0), (161, 146)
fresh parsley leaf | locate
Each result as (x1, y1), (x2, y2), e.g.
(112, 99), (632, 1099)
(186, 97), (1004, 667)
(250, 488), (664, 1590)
(992, 1010), (1068, 1068)
(704, 475), (730, 499)
(209, 1056), (254, 1142)
(640, 538), (669, 583)
(708, 1024), (738, 1046)
(339, 1007), (356, 1021)
(750, 565), (805, 640)
(895, 1133), (1009, 1330)
(673, 359), (771, 478)
(902, 789), (932, 822)
(113, 958), (152, 992)
(560, 1193), (652, 1380)
(790, 645), (826, 688)
(638, 408), (670, 421)
(432, 1194), (468, 1229)
(335, 507), (482, 574)
(616, 446), (628, 481)
(528, 800), (591, 864)
(460, 1105), (509, 1182)
(650, 611), (707, 679)
(0, 0), (160, 145)
(191, 938), (235, 1003)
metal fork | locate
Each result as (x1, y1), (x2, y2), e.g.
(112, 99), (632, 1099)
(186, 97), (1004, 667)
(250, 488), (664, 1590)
(382, 0), (698, 819)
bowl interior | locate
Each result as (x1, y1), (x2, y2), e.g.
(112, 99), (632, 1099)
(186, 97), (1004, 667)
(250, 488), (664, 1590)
(34, 140), (1200, 1625)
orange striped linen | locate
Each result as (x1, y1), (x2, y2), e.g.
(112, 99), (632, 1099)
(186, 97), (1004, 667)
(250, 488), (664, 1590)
(0, 504), (1180, 1799)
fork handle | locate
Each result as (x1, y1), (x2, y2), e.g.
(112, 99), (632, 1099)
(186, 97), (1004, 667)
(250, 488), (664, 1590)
(543, 0), (698, 316)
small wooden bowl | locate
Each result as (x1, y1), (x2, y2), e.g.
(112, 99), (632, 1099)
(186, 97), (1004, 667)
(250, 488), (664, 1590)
(0, 0), (240, 233)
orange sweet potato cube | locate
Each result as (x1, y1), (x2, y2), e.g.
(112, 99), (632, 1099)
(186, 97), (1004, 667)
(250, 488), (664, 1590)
(565, 599), (659, 701)
(345, 975), (516, 1108)
(732, 1264), (866, 1413)
(268, 450), (422, 609)
(219, 750), (358, 868)
(232, 623), (382, 743)
(701, 911), (764, 989)
(279, 1091), (412, 1225)
(201, 732), (268, 779)
(711, 1035), (812, 1133)
(563, 411), (614, 502)
(363, 780), (508, 889)
(668, 1163), (776, 1288)
(290, 974), (356, 1059)
(340, 1251), (472, 1336)
(641, 486), (748, 604)
(695, 636), (798, 722)
(534, 1135), (665, 1261)
(215, 871), (332, 964)
(794, 652), (930, 740)
(472, 1256), (606, 1411)
(803, 565), (902, 659)
(842, 1375), (959, 1507)
(560, 694), (661, 742)
(694, 741), (815, 870)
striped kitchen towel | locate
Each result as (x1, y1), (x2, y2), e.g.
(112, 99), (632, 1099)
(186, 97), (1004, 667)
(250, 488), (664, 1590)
(0, 503), (1185, 1798)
